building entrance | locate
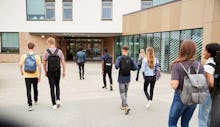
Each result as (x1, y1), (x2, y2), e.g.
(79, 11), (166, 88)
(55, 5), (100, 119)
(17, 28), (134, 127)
(66, 38), (103, 61)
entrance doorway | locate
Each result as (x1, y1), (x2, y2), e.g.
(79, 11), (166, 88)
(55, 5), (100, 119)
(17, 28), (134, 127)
(66, 38), (103, 61)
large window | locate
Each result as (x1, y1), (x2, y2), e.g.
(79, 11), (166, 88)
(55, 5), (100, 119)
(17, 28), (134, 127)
(141, 0), (152, 10)
(63, 0), (72, 20)
(1, 33), (19, 53)
(114, 29), (203, 72)
(27, 0), (55, 20)
(102, 0), (112, 20)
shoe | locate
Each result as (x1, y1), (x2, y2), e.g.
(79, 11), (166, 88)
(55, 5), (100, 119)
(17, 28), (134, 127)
(110, 85), (113, 91)
(146, 100), (152, 109)
(52, 105), (57, 110)
(102, 86), (107, 89)
(82, 77), (85, 80)
(120, 106), (126, 110)
(35, 101), (38, 105)
(125, 107), (130, 115)
(56, 100), (61, 108)
(28, 106), (33, 111)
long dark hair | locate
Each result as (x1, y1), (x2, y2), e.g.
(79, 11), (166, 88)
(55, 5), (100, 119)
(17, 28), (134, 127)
(171, 40), (196, 68)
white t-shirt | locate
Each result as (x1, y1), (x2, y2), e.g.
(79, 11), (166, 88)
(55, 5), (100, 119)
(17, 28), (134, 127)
(204, 57), (215, 75)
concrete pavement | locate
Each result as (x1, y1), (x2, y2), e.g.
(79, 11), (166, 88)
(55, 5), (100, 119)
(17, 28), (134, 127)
(0, 62), (198, 127)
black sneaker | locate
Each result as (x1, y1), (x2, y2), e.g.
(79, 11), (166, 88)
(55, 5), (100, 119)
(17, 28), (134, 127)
(102, 86), (107, 89)
(125, 107), (130, 115)
(110, 86), (113, 91)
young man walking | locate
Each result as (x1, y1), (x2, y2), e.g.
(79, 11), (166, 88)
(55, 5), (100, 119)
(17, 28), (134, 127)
(20, 42), (41, 111)
(76, 47), (86, 80)
(102, 48), (113, 91)
(43, 37), (66, 110)
(115, 46), (138, 115)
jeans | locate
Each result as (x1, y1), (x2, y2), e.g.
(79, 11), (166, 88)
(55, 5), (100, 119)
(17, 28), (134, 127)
(119, 83), (129, 107)
(198, 94), (212, 127)
(144, 76), (156, 101)
(78, 63), (84, 79)
(25, 78), (38, 106)
(103, 69), (113, 87)
(48, 71), (61, 105)
(168, 91), (197, 127)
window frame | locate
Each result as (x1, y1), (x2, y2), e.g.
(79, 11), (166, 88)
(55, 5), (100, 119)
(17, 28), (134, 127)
(1, 32), (19, 54)
(45, 1), (56, 21)
(63, 1), (73, 21)
(101, 0), (113, 21)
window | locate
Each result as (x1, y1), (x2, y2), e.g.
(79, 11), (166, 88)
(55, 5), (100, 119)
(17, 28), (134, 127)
(1, 33), (19, 53)
(45, 0), (55, 20)
(63, 0), (72, 20)
(141, 0), (152, 10)
(26, 0), (55, 21)
(102, 0), (112, 20)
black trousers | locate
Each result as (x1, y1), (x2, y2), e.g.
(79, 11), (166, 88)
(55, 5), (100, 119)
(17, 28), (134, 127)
(47, 71), (61, 105)
(78, 63), (84, 79)
(144, 76), (156, 101)
(25, 78), (38, 106)
(136, 65), (144, 81)
(103, 69), (113, 87)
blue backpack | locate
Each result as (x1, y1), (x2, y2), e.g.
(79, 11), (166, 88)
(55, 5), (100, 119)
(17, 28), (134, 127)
(77, 51), (85, 63)
(24, 54), (37, 73)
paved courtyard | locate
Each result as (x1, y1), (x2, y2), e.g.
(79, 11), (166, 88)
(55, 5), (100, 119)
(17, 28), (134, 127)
(0, 62), (198, 127)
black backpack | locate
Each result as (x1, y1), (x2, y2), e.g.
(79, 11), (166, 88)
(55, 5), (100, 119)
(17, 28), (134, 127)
(119, 56), (132, 76)
(104, 54), (112, 70)
(47, 48), (60, 72)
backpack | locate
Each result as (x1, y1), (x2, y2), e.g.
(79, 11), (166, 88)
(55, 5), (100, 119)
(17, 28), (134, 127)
(47, 49), (60, 72)
(77, 51), (85, 63)
(119, 56), (132, 76)
(24, 54), (37, 73)
(179, 62), (209, 105)
(155, 59), (161, 80)
(104, 54), (112, 70)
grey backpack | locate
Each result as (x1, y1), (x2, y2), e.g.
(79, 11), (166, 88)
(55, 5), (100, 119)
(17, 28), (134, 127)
(179, 62), (209, 105)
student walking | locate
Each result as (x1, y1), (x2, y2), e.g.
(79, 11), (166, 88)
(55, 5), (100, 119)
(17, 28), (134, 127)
(141, 47), (158, 109)
(76, 47), (86, 80)
(102, 48), (113, 90)
(136, 49), (145, 81)
(168, 40), (205, 127)
(115, 46), (138, 115)
(19, 42), (41, 111)
(43, 37), (66, 110)
(198, 43), (220, 127)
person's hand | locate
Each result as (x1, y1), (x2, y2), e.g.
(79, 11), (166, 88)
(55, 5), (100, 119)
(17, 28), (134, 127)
(38, 76), (41, 82)
(21, 71), (24, 76)
(45, 73), (47, 77)
(62, 72), (66, 78)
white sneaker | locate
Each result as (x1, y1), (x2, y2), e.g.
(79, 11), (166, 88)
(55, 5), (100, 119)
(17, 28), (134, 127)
(28, 106), (33, 111)
(146, 100), (152, 109)
(52, 105), (57, 110)
(56, 100), (61, 108)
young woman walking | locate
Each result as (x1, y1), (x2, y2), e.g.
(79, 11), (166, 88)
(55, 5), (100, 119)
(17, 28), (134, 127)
(168, 40), (204, 127)
(141, 47), (158, 109)
(136, 49), (145, 81)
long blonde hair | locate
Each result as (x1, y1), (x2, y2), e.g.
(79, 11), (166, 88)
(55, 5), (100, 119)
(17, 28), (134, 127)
(146, 47), (155, 69)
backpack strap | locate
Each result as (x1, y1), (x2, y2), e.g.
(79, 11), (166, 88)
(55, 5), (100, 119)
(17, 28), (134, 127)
(196, 62), (200, 74)
(54, 48), (59, 55)
(47, 49), (53, 55)
(207, 63), (216, 69)
(179, 63), (190, 76)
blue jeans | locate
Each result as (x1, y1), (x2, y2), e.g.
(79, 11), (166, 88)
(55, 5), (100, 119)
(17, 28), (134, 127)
(168, 91), (197, 127)
(198, 94), (212, 127)
(119, 83), (129, 107)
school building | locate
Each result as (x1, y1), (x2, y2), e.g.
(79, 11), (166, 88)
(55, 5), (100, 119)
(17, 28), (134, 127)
(0, 0), (219, 72)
